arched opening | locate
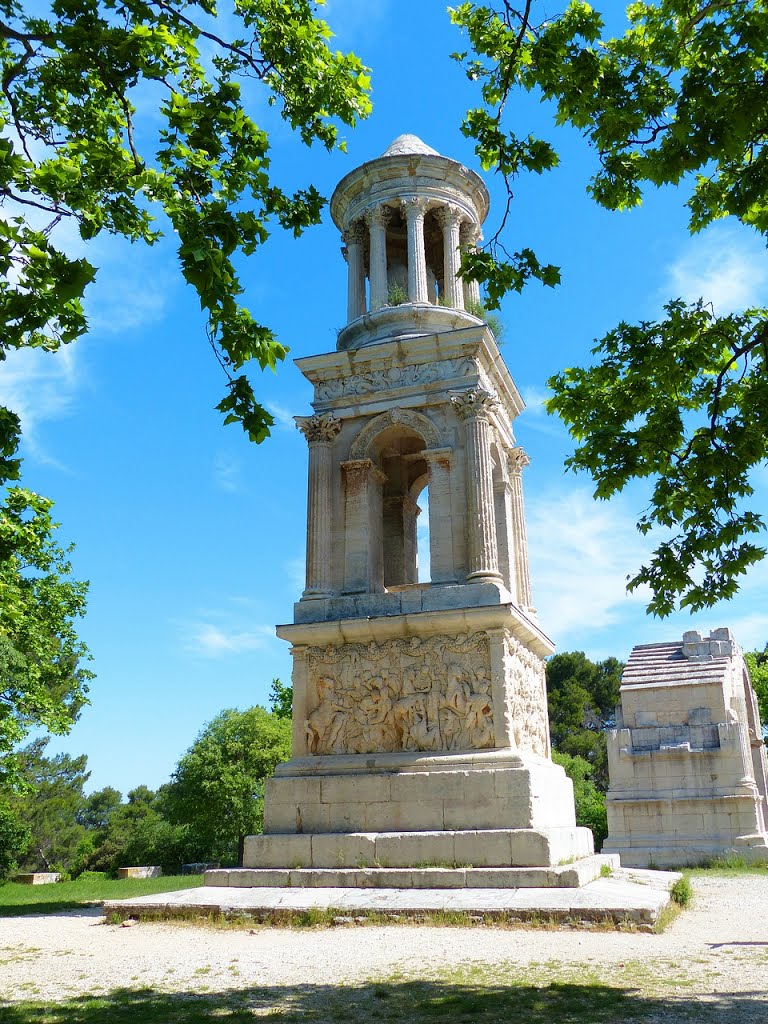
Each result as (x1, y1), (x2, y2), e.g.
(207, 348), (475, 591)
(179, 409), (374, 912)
(369, 424), (429, 587)
(416, 485), (431, 583)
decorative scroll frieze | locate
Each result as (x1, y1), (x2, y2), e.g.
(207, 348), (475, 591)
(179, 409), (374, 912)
(504, 635), (549, 757)
(314, 356), (476, 402)
(305, 632), (494, 755)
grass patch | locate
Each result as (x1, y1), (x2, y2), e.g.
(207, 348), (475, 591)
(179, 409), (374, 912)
(0, 875), (203, 916)
(689, 855), (768, 875)
(670, 875), (693, 908)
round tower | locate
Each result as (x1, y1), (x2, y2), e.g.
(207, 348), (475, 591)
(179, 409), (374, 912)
(331, 134), (490, 349)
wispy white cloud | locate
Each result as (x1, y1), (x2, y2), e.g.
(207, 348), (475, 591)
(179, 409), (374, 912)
(663, 223), (768, 313)
(0, 345), (81, 459)
(267, 401), (299, 432)
(184, 620), (276, 657)
(213, 452), (242, 493)
(527, 486), (650, 638)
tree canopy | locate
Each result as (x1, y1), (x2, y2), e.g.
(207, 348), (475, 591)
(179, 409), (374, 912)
(451, 0), (768, 615)
(165, 701), (291, 865)
(0, 0), (371, 448)
(0, 478), (91, 791)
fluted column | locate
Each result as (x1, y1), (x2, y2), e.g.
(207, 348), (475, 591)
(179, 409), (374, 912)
(451, 388), (502, 583)
(343, 221), (366, 321)
(295, 412), (342, 599)
(509, 446), (535, 613)
(436, 204), (465, 310)
(365, 205), (392, 310)
(459, 221), (482, 309)
(400, 196), (429, 303)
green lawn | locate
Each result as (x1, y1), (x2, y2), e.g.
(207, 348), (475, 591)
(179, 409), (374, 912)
(0, 874), (203, 916)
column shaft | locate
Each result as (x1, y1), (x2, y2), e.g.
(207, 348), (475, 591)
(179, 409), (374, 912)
(460, 221), (482, 309)
(295, 413), (341, 598)
(401, 197), (429, 303)
(437, 205), (465, 310)
(343, 221), (366, 321)
(509, 447), (535, 612)
(451, 389), (501, 583)
(365, 206), (391, 310)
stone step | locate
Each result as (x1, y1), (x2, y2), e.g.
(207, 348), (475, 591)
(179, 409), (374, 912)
(206, 855), (618, 890)
(244, 826), (595, 870)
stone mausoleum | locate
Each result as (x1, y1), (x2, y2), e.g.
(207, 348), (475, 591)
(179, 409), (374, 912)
(604, 628), (768, 867)
(208, 135), (606, 890)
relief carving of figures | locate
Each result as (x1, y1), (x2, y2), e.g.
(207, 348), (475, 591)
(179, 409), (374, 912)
(504, 635), (549, 757)
(315, 357), (476, 402)
(304, 633), (494, 755)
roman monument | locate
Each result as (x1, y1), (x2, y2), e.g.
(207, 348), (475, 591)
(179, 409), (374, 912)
(209, 135), (605, 888)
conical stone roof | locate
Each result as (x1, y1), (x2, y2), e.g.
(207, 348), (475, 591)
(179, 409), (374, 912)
(381, 134), (439, 157)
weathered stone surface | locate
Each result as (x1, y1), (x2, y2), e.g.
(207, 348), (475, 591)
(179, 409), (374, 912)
(604, 628), (768, 867)
(238, 135), (594, 890)
(117, 866), (162, 879)
(13, 872), (61, 885)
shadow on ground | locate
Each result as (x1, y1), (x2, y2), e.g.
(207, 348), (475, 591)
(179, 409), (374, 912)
(2, 981), (766, 1023)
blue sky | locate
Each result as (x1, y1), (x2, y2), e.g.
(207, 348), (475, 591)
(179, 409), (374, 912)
(4, 0), (767, 795)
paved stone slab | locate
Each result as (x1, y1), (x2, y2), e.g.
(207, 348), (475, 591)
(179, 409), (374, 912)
(102, 867), (679, 930)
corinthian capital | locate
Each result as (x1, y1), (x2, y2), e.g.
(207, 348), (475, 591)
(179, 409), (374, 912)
(450, 386), (498, 421)
(295, 412), (342, 444)
(435, 203), (464, 230)
(400, 196), (429, 221)
(343, 220), (366, 246)
(508, 446), (531, 474)
(459, 221), (482, 248)
(364, 204), (393, 230)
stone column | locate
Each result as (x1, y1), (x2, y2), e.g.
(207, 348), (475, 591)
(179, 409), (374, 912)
(509, 446), (535, 613)
(400, 196), (429, 303)
(436, 204), (465, 310)
(459, 221), (482, 309)
(451, 388), (502, 584)
(421, 447), (456, 584)
(365, 205), (392, 310)
(341, 458), (386, 593)
(383, 494), (420, 586)
(295, 412), (342, 599)
(343, 221), (366, 321)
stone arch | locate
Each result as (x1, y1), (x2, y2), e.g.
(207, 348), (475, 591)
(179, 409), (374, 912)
(349, 407), (441, 460)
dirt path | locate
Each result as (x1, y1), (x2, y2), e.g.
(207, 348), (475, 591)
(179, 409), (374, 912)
(1, 875), (766, 1019)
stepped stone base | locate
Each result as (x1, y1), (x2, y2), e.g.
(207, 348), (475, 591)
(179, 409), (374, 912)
(243, 826), (594, 871)
(207, 854), (616, 890)
(604, 830), (768, 869)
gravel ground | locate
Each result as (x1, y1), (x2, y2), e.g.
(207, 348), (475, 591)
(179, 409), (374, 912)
(1, 874), (766, 1017)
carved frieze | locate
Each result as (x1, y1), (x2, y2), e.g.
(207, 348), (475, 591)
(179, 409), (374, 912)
(314, 356), (476, 403)
(305, 632), (494, 755)
(504, 635), (549, 757)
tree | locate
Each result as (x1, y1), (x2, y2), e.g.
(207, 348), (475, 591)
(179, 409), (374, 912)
(76, 786), (122, 831)
(0, 0), (371, 449)
(552, 750), (608, 849)
(744, 645), (768, 736)
(451, 0), (768, 615)
(268, 677), (292, 720)
(546, 651), (623, 790)
(11, 737), (89, 872)
(0, 803), (29, 879)
(0, 477), (92, 791)
(166, 704), (291, 865)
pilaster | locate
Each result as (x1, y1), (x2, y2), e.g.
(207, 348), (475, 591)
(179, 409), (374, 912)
(509, 446), (534, 613)
(295, 413), (342, 598)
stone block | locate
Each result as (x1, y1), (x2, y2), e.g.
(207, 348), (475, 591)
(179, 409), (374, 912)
(374, 831), (455, 867)
(311, 832), (377, 868)
(326, 802), (370, 832)
(368, 800), (445, 832)
(117, 866), (162, 879)
(321, 774), (391, 805)
(13, 872), (61, 885)
(453, 829), (512, 866)
(243, 834), (312, 869)
(443, 796), (499, 831)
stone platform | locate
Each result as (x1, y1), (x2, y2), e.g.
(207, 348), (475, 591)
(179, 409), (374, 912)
(102, 867), (681, 931)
